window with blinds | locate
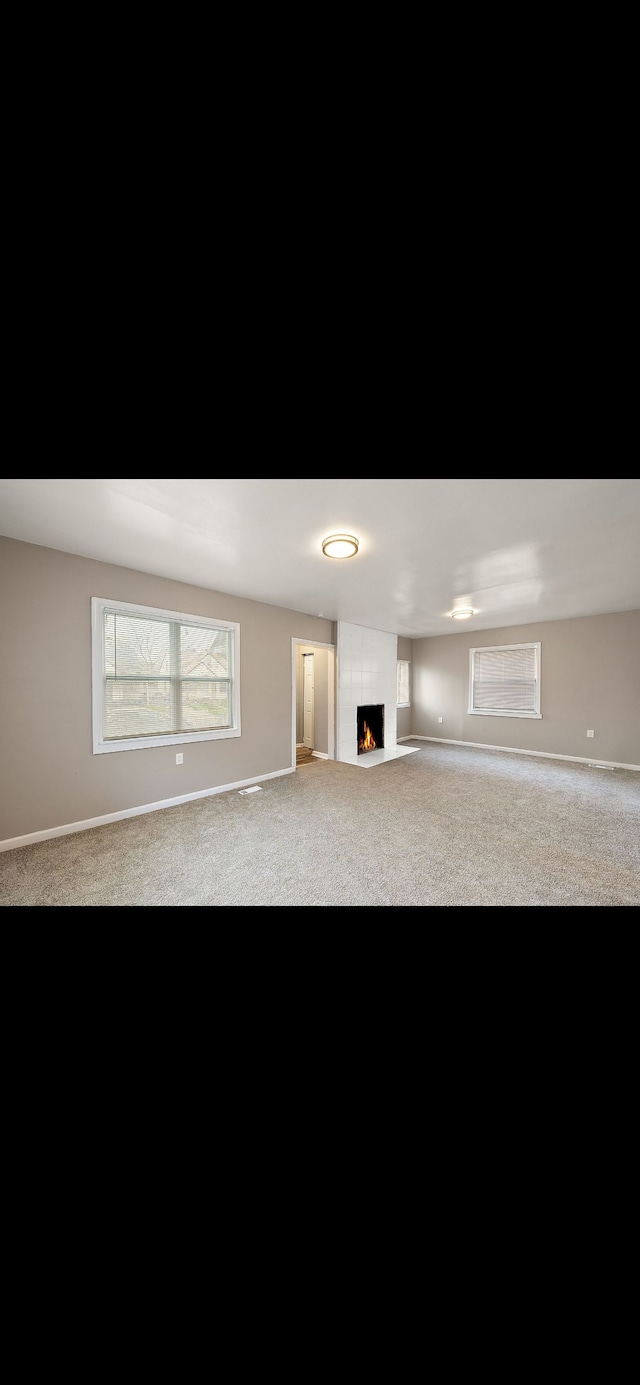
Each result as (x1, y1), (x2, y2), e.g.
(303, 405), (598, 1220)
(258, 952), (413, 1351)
(469, 642), (542, 718)
(397, 659), (410, 706)
(92, 597), (241, 753)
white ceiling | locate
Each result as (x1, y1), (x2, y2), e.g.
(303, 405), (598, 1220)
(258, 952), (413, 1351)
(0, 477), (638, 638)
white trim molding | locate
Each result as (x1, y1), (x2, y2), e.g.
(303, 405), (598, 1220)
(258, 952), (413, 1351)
(408, 736), (639, 772)
(0, 768), (294, 853)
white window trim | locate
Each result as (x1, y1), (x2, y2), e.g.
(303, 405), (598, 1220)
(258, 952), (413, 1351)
(468, 641), (542, 718)
(397, 659), (410, 707)
(91, 597), (241, 753)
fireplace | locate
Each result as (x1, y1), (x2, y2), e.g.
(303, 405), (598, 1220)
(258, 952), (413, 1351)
(357, 704), (384, 755)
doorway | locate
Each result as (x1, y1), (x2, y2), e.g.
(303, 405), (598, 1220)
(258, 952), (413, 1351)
(291, 638), (335, 770)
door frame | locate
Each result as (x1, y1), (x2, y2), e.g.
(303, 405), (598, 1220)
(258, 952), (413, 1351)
(291, 638), (335, 769)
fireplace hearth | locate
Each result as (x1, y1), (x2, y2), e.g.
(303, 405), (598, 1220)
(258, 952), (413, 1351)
(357, 704), (384, 755)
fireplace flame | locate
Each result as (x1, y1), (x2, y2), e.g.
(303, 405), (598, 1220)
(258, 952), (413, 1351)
(359, 720), (377, 753)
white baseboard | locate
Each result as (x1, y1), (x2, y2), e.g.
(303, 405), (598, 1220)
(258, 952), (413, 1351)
(0, 767), (296, 853)
(312, 750), (328, 759)
(406, 735), (640, 772)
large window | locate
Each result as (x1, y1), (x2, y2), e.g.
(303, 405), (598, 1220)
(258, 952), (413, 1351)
(469, 642), (541, 718)
(92, 597), (241, 753)
(397, 659), (410, 706)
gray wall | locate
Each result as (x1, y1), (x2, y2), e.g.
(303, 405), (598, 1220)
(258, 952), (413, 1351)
(0, 537), (335, 841)
(410, 610), (640, 767)
(396, 635), (412, 741)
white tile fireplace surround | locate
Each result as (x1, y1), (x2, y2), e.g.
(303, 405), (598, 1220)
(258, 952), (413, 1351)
(337, 622), (418, 768)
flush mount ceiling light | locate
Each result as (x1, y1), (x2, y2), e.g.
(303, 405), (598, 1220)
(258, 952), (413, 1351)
(450, 605), (474, 619)
(322, 533), (359, 559)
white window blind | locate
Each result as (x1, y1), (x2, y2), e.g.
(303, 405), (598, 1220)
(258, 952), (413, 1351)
(469, 643), (541, 717)
(92, 597), (240, 752)
(397, 660), (410, 705)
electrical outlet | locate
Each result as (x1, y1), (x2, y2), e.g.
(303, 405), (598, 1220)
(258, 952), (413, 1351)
(438, 717), (443, 723)
(587, 730), (594, 738)
(176, 752), (184, 763)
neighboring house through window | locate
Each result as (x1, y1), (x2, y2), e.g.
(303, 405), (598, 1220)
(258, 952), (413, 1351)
(92, 597), (241, 753)
(397, 659), (410, 706)
(469, 642), (541, 717)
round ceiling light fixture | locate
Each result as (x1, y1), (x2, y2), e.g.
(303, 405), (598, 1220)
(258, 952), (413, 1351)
(322, 533), (359, 559)
(450, 605), (474, 619)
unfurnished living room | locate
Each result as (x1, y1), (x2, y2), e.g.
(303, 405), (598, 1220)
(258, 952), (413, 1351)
(0, 477), (638, 908)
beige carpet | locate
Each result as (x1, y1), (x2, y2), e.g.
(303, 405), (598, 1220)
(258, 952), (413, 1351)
(1, 742), (638, 907)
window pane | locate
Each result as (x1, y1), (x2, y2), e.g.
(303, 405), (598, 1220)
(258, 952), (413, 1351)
(397, 660), (409, 703)
(109, 612), (170, 678)
(473, 647), (537, 712)
(94, 597), (240, 752)
(180, 624), (230, 678)
(181, 680), (231, 730)
(104, 678), (173, 739)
